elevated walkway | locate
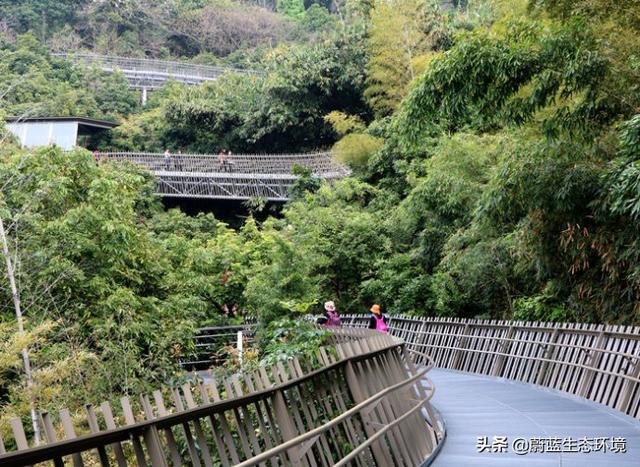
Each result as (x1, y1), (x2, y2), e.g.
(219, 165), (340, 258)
(429, 368), (640, 466)
(101, 151), (350, 201)
(0, 329), (441, 466)
(54, 53), (251, 90)
(1, 316), (638, 466)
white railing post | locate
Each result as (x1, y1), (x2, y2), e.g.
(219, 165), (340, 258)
(237, 330), (244, 369)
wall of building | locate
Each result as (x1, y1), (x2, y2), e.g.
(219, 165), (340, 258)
(6, 121), (79, 150)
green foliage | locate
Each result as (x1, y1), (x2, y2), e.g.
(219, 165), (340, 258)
(278, 0), (306, 20)
(396, 18), (629, 149)
(351, 4), (638, 324)
(324, 111), (366, 136)
(0, 0), (328, 64)
(605, 160), (640, 222)
(173, 2), (294, 58)
(0, 319), (97, 440)
(0, 147), (255, 423)
(300, 5), (335, 33)
(130, 30), (369, 153)
(257, 318), (330, 366)
(617, 114), (640, 164)
(528, 0), (640, 29)
(361, 133), (508, 316)
(332, 133), (384, 169)
(0, 34), (138, 120)
(365, 0), (452, 116)
(512, 283), (576, 322)
(275, 179), (390, 313)
(0, 0), (84, 39)
(109, 107), (169, 152)
(325, 111), (382, 169)
(419, 117), (640, 322)
(1, 0), (639, 432)
(431, 227), (523, 318)
(243, 221), (322, 324)
(288, 165), (323, 200)
(360, 252), (434, 315)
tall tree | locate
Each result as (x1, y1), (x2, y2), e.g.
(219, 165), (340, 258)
(277, 0), (306, 20)
(0, 216), (41, 443)
(0, 0), (85, 40)
(365, 0), (450, 116)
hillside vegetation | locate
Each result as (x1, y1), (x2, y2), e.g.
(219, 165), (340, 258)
(0, 0), (638, 438)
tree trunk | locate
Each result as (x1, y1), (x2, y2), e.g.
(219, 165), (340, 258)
(0, 216), (41, 444)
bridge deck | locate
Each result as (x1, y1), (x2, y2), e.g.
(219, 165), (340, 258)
(55, 53), (250, 89)
(102, 151), (350, 201)
(428, 368), (640, 466)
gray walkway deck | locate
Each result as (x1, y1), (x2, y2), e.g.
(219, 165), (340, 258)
(428, 368), (640, 466)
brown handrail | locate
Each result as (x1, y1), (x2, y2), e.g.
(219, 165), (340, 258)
(342, 315), (640, 419)
(406, 341), (640, 384)
(333, 387), (432, 467)
(0, 328), (442, 467)
(420, 330), (639, 360)
(236, 365), (432, 466)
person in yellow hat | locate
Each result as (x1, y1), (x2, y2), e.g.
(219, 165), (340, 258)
(368, 304), (388, 332)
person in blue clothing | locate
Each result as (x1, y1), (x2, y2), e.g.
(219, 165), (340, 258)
(368, 304), (388, 332)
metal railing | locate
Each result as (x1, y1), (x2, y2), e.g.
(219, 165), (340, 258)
(54, 53), (252, 89)
(342, 315), (640, 419)
(98, 151), (351, 201)
(0, 328), (442, 466)
(100, 151), (349, 177)
(180, 325), (255, 371)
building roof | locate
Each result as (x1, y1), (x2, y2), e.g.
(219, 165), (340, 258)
(4, 116), (119, 129)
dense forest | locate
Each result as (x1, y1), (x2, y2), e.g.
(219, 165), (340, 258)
(0, 0), (638, 437)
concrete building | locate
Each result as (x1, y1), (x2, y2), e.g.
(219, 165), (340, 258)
(4, 117), (118, 150)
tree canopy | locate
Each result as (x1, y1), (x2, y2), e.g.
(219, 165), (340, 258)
(1, 0), (639, 438)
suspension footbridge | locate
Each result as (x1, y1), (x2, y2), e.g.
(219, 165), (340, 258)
(56, 53), (252, 90)
(40, 55), (349, 201)
(55, 53), (254, 103)
(100, 151), (350, 201)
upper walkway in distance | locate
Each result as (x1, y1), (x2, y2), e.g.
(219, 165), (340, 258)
(101, 151), (350, 201)
(55, 53), (254, 90)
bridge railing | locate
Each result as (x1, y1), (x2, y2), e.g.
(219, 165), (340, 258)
(0, 328), (442, 466)
(179, 324), (255, 371)
(100, 151), (350, 178)
(54, 53), (249, 81)
(342, 315), (640, 419)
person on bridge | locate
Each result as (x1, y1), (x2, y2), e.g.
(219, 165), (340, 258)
(218, 149), (229, 172)
(227, 150), (234, 172)
(369, 304), (389, 332)
(317, 301), (342, 327)
(164, 149), (172, 170)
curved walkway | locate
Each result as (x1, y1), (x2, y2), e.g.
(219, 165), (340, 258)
(428, 368), (640, 466)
